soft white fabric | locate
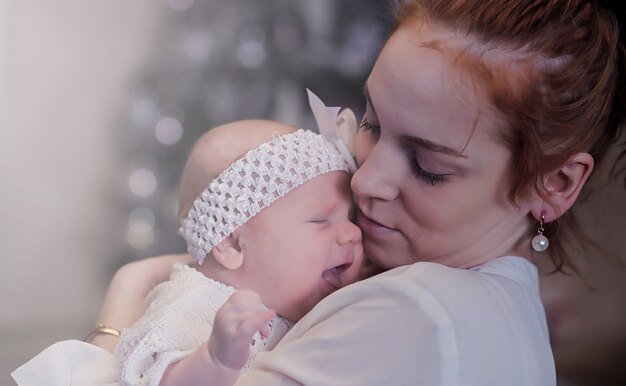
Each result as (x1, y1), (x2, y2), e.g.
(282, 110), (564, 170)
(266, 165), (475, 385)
(11, 340), (118, 386)
(236, 256), (556, 386)
(306, 88), (358, 173)
(12, 257), (555, 386)
(115, 263), (292, 386)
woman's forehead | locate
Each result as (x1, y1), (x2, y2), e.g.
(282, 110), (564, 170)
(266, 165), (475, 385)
(369, 25), (509, 149)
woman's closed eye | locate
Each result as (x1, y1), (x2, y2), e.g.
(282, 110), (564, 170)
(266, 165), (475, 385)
(359, 116), (380, 139)
(360, 115), (449, 186)
(406, 149), (449, 186)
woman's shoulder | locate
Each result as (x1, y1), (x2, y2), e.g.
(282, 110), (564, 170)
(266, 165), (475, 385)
(368, 255), (538, 293)
(272, 256), (553, 385)
(298, 261), (480, 324)
(316, 255), (543, 331)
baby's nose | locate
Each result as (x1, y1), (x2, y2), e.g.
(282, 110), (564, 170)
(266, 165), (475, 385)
(337, 221), (362, 245)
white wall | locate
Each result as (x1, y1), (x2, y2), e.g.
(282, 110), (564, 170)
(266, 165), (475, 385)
(0, 1), (167, 382)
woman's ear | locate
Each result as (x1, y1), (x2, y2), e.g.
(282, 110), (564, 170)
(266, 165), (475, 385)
(213, 234), (244, 270)
(531, 152), (594, 222)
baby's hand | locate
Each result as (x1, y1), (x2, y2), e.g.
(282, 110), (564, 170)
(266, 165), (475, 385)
(208, 290), (276, 370)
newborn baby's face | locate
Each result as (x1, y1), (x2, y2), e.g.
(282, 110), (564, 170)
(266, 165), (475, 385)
(236, 171), (363, 322)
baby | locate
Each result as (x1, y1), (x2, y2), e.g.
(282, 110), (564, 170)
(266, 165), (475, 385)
(115, 117), (364, 385)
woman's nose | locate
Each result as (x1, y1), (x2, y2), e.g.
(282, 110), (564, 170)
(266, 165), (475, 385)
(351, 144), (399, 202)
(337, 220), (362, 245)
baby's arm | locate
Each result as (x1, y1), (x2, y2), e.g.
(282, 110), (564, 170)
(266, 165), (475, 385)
(159, 290), (276, 386)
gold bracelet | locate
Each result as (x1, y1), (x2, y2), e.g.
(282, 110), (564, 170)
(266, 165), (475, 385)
(83, 324), (121, 343)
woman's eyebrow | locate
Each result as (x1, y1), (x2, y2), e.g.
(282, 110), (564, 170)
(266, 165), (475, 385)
(364, 83), (467, 158)
(401, 134), (468, 158)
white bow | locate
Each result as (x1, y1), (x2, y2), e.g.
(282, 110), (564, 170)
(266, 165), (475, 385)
(307, 88), (358, 173)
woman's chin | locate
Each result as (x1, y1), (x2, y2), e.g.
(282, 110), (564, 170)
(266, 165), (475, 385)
(363, 238), (412, 270)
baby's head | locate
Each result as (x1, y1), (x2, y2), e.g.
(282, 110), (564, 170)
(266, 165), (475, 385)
(178, 120), (363, 321)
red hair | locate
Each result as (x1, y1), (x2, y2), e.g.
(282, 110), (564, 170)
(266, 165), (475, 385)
(392, 0), (626, 271)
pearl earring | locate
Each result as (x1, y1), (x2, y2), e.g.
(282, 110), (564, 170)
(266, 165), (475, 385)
(531, 213), (549, 252)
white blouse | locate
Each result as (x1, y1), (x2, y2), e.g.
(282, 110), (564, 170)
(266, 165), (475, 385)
(236, 256), (556, 386)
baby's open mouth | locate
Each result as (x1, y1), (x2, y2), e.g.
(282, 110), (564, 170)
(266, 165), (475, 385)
(322, 263), (351, 290)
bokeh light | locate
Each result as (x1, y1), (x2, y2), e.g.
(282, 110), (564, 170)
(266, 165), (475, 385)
(128, 206), (156, 233)
(129, 168), (157, 197)
(127, 206), (156, 249)
(126, 227), (155, 249)
(238, 26), (266, 68)
(155, 116), (183, 145)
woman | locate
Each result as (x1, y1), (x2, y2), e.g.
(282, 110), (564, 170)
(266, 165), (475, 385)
(59, 0), (626, 384)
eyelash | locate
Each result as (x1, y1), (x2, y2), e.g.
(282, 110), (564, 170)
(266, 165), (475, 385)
(406, 149), (447, 186)
(359, 116), (380, 138)
(360, 116), (447, 186)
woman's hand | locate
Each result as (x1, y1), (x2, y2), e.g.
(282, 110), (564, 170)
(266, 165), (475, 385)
(91, 253), (192, 352)
(208, 290), (276, 370)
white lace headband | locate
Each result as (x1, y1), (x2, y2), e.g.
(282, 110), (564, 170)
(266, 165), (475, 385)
(179, 90), (357, 264)
(180, 128), (354, 264)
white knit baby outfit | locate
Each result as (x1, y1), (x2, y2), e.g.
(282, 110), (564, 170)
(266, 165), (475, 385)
(117, 94), (356, 386)
(115, 263), (293, 386)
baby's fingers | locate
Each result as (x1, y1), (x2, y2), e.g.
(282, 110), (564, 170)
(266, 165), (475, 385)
(238, 308), (276, 339)
(222, 290), (264, 312)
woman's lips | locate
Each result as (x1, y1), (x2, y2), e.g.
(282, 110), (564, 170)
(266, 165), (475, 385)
(357, 212), (397, 237)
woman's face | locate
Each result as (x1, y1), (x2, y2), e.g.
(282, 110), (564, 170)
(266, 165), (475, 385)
(352, 22), (532, 269)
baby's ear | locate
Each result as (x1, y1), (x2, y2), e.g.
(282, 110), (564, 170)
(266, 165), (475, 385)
(213, 234), (244, 270)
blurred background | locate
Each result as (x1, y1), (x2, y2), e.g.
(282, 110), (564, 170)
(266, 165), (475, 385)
(0, 1), (624, 385)
(0, 0), (390, 383)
